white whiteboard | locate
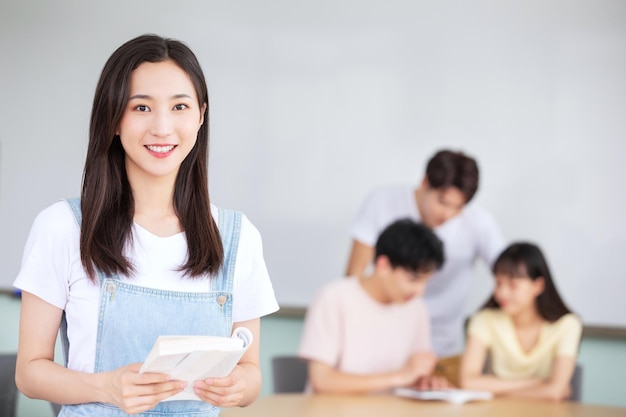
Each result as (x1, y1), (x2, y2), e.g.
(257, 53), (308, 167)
(1, 0), (625, 329)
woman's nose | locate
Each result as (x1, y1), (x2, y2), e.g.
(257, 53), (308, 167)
(150, 110), (173, 137)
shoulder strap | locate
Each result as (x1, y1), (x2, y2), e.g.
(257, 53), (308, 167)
(64, 197), (82, 226)
(215, 208), (242, 292)
(59, 198), (82, 367)
(59, 198), (83, 367)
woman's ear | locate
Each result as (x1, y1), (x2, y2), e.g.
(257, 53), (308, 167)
(533, 276), (546, 297)
(199, 103), (207, 126)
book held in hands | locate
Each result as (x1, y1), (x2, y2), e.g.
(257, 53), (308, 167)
(394, 387), (493, 405)
(139, 327), (253, 401)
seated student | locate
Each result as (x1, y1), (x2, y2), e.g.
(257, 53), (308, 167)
(459, 242), (582, 401)
(298, 219), (449, 394)
(346, 149), (505, 358)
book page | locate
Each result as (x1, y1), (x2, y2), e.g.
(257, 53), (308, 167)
(140, 327), (253, 402)
(394, 387), (493, 404)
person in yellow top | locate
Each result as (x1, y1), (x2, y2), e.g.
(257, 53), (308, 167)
(459, 242), (582, 401)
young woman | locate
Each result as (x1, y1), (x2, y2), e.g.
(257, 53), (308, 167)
(459, 242), (581, 401)
(14, 34), (278, 416)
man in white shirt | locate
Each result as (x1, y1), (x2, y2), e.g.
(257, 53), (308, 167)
(346, 149), (505, 358)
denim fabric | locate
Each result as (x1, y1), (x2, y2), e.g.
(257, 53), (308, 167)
(59, 198), (241, 417)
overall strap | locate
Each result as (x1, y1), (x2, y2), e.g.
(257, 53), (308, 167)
(64, 199), (243, 289)
(60, 198), (82, 367)
(59, 200), (243, 365)
(215, 208), (242, 293)
(65, 197), (82, 226)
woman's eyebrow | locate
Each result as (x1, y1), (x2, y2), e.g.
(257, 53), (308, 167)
(128, 93), (192, 100)
(172, 93), (192, 99)
(128, 94), (151, 100)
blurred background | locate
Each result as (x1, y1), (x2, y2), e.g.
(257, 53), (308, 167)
(1, 1), (625, 414)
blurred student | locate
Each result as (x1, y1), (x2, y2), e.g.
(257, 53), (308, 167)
(299, 219), (449, 394)
(346, 149), (505, 357)
(459, 243), (582, 401)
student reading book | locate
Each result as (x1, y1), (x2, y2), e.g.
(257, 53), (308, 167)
(299, 219), (449, 394)
(459, 243), (582, 401)
(345, 149), (505, 357)
(13, 34), (278, 417)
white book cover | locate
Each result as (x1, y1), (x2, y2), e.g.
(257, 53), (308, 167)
(394, 387), (493, 405)
(139, 327), (253, 401)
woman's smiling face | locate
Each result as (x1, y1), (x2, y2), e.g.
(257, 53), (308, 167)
(117, 59), (206, 183)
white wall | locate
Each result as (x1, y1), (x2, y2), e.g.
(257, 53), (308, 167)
(1, 0), (625, 328)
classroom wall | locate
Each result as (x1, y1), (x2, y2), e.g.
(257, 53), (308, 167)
(2, 0), (626, 330)
(0, 294), (625, 416)
(2, 2), (625, 414)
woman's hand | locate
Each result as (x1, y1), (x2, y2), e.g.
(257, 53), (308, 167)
(193, 364), (247, 407)
(105, 363), (186, 415)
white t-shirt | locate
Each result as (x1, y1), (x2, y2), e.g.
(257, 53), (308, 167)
(350, 186), (505, 357)
(299, 278), (431, 382)
(13, 200), (279, 373)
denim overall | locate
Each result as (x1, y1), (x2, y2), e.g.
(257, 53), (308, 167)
(59, 198), (241, 417)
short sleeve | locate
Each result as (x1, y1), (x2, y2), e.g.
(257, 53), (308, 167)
(298, 284), (343, 366)
(467, 310), (494, 347)
(349, 190), (385, 247)
(469, 206), (506, 268)
(555, 314), (583, 357)
(13, 201), (77, 309)
(231, 214), (279, 322)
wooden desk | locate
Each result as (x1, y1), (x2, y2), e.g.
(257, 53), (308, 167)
(221, 394), (626, 417)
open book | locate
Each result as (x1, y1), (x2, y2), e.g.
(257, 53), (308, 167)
(394, 387), (493, 405)
(139, 327), (253, 401)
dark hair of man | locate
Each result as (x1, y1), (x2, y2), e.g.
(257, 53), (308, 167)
(425, 149), (479, 203)
(80, 34), (223, 280)
(482, 242), (573, 322)
(374, 219), (444, 273)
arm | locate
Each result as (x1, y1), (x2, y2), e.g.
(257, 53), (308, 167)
(501, 356), (575, 401)
(193, 318), (261, 407)
(459, 335), (543, 394)
(308, 351), (436, 394)
(460, 335), (573, 401)
(16, 292), (184, 414)
(345, 240), (374, 277)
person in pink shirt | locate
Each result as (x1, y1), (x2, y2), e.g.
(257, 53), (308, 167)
(298, 219), (449, 394)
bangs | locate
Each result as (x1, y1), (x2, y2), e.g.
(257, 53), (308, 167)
(492, 256), (529, 278)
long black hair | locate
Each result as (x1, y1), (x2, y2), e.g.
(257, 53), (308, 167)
(482, 242), (573, 322)
(80, 34), (223, 280)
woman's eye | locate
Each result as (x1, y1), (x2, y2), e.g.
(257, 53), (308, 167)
(173, 103), (189, 111)
(135, 105), (150, 112)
